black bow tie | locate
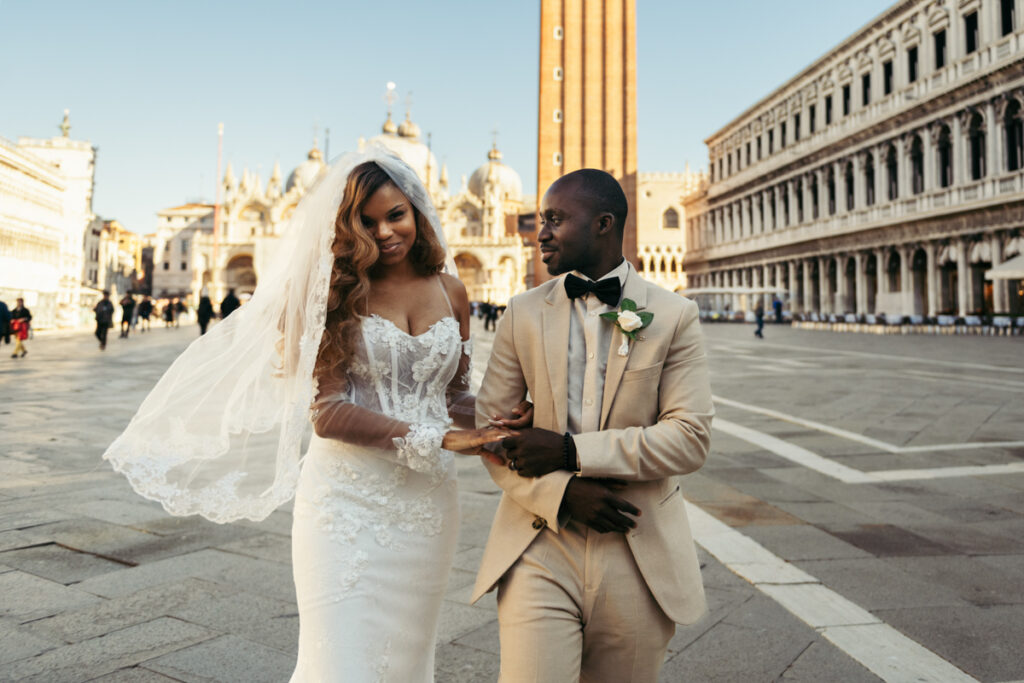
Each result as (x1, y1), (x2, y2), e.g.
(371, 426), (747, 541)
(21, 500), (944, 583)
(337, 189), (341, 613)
(564, 274), (621, 307)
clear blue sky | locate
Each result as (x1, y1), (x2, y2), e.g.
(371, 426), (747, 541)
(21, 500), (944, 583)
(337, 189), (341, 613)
(0, 0), (894, 234)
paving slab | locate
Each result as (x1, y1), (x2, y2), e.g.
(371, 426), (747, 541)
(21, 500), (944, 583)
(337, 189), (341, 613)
(793, 557), (969, 611)
(143, 634), (294, 683)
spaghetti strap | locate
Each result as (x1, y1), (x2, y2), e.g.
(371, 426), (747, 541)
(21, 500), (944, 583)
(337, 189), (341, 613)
(437, 276), (455, 317)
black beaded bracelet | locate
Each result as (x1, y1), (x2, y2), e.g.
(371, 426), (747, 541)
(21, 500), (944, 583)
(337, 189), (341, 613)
(562, 432), (577, 471)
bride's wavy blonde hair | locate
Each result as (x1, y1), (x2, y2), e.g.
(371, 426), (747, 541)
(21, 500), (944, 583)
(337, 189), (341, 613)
(314, 161), (447, 382)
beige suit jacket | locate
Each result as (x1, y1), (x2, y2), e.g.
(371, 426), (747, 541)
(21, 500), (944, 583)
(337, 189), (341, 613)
(471, 263), (714, 625)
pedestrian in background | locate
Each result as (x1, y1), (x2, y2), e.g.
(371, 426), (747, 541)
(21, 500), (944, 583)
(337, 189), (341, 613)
(220, 288), (240, 319)
(0, 298), (10, 346)
(162, 300), (174, 328)
(9, 298), (31, 358)
(197, 294), (214, 335)
(137, 296), (153, 332)
(94, 291), (114, 350)
(483, 302), (498, 332)
(119, 294), (135, 339)
(174, 298), (186, 327)
(754, 299), (765, 339)
(773, 295), (783, 324)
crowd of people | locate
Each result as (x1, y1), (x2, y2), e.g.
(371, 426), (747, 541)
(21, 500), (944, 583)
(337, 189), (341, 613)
(0, 288), (247, 358)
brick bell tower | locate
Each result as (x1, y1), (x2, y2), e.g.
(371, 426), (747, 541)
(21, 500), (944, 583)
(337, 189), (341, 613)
(534, 0), (638, 284)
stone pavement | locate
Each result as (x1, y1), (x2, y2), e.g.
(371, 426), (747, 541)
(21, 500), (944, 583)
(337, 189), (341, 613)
(0, 317), (1022, 682)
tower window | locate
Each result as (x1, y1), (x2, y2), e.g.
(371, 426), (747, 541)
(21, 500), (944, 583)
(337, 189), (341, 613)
(553, 152), (562, 165)
(554, 25), (564, 40)
(662, 208), (679, 229)
(553, 67), (563, 81)
(553, 109), (563, 122)
(768, 130), (774, 154)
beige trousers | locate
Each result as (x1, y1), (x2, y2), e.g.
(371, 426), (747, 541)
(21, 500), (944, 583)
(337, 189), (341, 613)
(496, 520), (675, 683)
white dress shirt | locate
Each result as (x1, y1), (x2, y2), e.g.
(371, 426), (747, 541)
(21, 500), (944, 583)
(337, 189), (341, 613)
(566, 258), (630, 438)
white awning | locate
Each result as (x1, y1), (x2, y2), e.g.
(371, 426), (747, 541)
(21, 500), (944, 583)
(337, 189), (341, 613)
(985, 254), (1024, 280)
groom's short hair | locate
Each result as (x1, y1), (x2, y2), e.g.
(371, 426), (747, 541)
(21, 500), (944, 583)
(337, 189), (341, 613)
(560, 169), (628, 235)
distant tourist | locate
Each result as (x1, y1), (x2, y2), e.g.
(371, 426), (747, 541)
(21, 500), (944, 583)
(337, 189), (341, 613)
(94, 291), (115, 351)
(483, 302), (498, 332)
(162, 300), (174, 328)
(773, 295), (783, 324)
(220, 288), (241, 319)
(9, 297), (31, 358)
(137, 295), (153, 332)
(119, 294), (135, 339)
(174, 298), (186, 328)
(0, 298), (10, 346)
(754, 300), (765, 339)
(197, 295), (214, 335)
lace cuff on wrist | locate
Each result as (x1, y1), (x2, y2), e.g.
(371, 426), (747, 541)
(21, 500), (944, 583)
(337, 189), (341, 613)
(393, 423), (450, 476)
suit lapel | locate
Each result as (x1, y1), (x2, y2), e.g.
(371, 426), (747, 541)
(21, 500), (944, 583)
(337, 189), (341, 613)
(542, 282), (570, 433)
(600, 264), (649, 429)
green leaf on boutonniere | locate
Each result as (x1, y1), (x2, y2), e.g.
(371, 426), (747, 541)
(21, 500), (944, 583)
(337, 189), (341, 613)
(638, 311), (654, 327)
(599, 312), (619, 321)
(620, 298), (637, 312)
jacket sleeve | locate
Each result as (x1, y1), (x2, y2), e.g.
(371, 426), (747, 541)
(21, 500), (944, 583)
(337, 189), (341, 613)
(572, 298), (714, 481)
(475, 299), (574, 528)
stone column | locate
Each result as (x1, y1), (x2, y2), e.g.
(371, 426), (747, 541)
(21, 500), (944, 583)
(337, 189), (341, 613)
(787, 181), (797, 226)
(896, 136), (909, 199)
(854, 252), (867, 315)
(819, 256), (831, 315)
(925, 242), (938, 317)
(763, 263), (772, 309)
(875, 144), (886, 204)
(991, 234), (1008, 313)
(900, 244), (913, 317)
(923, 127), (936, 193)
(834, 161), (846, 214)
(957, 238), (970, 317)
(986, 99), (1002, 178)
(853, 156), (866, 210)
(788, 260), (800, 312)
(835, 254), (848, 314)
(874, 247), (886, 313)
(952, 112), (964, 187)
(803, 258), (814, 313)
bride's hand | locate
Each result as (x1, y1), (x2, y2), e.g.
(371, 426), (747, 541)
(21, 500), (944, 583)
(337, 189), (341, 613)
(442, 427), (512, 459)
(488, 400), (534, 429)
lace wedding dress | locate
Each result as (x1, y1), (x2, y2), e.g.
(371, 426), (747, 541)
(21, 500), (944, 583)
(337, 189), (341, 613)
(290, 281), (471, 682)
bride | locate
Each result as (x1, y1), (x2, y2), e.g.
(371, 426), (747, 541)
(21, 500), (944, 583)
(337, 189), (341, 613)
(104, 146), (523, 681)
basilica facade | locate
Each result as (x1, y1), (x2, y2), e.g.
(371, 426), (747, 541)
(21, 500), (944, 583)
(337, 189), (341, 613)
(683, 0), (1024, 321)
(154, 112), (530, 307)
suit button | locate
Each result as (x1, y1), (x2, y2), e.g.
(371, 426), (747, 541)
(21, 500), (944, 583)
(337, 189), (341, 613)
(532, 517), (547, 530)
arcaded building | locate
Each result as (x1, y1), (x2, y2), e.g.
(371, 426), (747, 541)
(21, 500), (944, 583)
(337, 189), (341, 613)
(683, 0), (1024, 319)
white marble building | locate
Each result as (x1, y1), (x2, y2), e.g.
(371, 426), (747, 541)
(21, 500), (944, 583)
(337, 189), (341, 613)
(683, 0), (1024, 321)
(161, 110), (530, 307)
(0, 112), (97, 328)
(636, 169), (706, 292)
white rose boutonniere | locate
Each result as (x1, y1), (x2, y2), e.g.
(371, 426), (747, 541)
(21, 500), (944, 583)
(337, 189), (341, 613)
(600, 298), (653, 356)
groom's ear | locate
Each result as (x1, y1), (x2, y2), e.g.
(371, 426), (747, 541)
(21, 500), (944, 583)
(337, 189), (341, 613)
(594, 211), (616, 236)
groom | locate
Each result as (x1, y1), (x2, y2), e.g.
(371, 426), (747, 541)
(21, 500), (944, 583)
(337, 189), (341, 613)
(472, 169), (714, 682)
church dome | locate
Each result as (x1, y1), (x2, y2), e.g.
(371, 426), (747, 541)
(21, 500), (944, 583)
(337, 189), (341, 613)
(286, 143), (326, 192)
(367, 122), (439, 190)
(468, 144), (522, 202)
(397, 114), (421, 139)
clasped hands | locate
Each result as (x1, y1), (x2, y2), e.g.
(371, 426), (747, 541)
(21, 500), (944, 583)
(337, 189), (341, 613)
(488, 421), (641, 535)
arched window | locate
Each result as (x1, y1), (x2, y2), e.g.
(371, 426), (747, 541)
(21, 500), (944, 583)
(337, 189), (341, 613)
(910, 134), (924, 194)
(662, 208), (680, 229)
(937, 125), (952, 187)
(1005, 99), (1023, 172)
(969, 112), (986, 180)
(796, 179), (804, 222)
(811, 175), (819, 219)
(886, 145), (898, 200)
(845, 161), (855, 210)
(827, 169), (836, 216)
(865, 154), (875, 206)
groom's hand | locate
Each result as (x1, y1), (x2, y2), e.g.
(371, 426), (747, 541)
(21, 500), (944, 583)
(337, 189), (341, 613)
(501, 428), (563, 477)
(559, 478), (641, 533)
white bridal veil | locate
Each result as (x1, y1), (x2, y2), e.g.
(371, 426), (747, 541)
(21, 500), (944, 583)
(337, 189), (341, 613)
(104, 144), (456, 523)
